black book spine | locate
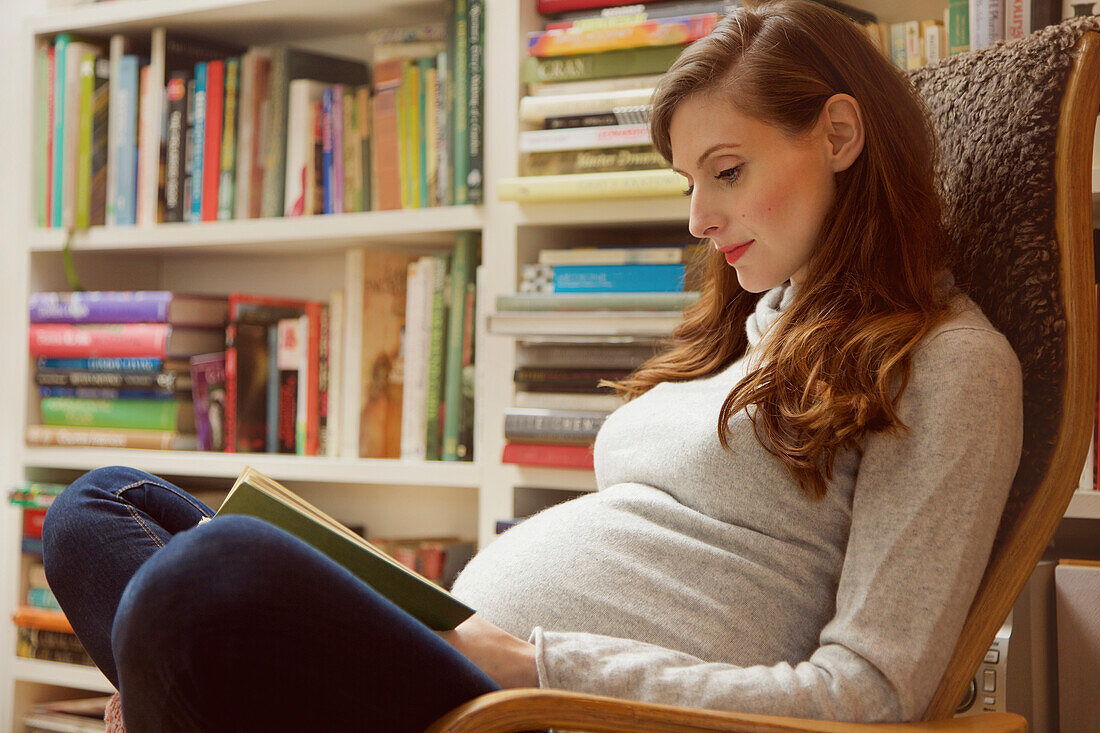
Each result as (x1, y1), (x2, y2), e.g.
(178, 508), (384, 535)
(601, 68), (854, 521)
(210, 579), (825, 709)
(164, 71), (191, 223)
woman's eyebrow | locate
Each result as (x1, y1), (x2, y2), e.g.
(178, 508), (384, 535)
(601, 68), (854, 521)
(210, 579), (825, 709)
(672, 143), (743, 175)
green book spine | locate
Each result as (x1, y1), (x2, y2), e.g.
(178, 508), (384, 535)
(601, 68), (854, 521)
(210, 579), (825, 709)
(359, 88), (372, 212)
(521, 45), (681, 85)
(948, 0), (970, 55)
(408, 60), (423, 209)
(398, 61), (411, 209)
(39, 397), (181, 431)
(216, 474), (474, 630)
(35, 43), (49, 229)
(424, 253), (449, 461)
(416, 56), (433, 209)
(442, 233), (476, 461)
(342, 85), (358, 212)
(75, 53), (96, 230)
(261, 48), (288, 218)
(217, 57), (240, 220)
(452, 0), (470, 205)
(52, 33), (71, 229)
(466, 0), (484, 205)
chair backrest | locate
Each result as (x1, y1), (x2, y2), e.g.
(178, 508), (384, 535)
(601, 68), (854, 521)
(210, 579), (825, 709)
(908, 18), (1100, 720)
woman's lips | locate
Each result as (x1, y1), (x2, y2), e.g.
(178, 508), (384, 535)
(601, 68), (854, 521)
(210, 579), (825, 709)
(720, 240), (754, 265)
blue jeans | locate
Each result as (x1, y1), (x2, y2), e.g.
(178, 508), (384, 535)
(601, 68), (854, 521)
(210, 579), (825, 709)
(42, 466), (501, 732)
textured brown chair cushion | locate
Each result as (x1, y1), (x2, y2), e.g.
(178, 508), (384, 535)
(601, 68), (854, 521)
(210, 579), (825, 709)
(909, 16), (1100, 557)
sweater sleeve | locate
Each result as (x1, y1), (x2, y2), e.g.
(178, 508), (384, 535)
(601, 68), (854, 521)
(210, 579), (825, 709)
(529, 326), (1023, 722)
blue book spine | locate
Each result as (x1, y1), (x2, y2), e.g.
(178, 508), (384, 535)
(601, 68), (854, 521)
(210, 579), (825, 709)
(51, 34), (71, 228)
(26, 587), (62, 611)
(29, 291), (172, 323)
(552, 264), (686, 293)
(115, 55), (140, 226)
(39, 386), (176, 400)
(190, 62), (208, 224)
(321, 87), (335, 215)
(22, 538), (44, 556)
(37, 357), (164, 371)
(266, 324), (279, 453)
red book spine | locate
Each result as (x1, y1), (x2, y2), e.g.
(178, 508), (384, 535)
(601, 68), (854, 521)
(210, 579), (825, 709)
(28, 323), (170, 358)
(305, 301), (323, 455)
(224, 322), (238, 453)
(501, 442), (595, 470)
(23, 508), (47, 540)
(201, 60), (225, 222)
(536, 0), (646, 14)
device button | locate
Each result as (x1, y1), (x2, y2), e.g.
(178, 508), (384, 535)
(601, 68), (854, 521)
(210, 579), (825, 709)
(984, 697), (997, 705)
(983, 670), (996, 692)
(984, 650), (1000, 664)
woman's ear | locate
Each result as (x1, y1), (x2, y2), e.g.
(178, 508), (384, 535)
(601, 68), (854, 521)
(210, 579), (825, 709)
(820, 94), (864, 173)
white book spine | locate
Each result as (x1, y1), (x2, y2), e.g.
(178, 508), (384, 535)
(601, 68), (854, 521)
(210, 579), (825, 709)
(341, 248), (365, 458)
(519, 123), (650, 153)
(538, 246), (684, 265)
(138, 28), (165, 226)
(519, 88), (655, 124)
(1005, 0), (1027, 40)
(283, 80), (325, 216)
(401, 261), (427, 460)
(105, 35), (125, 227)
(235, 51), (257, 220)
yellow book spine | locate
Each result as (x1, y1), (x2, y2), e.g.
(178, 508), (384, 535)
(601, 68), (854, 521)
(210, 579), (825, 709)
(497, 169), (684, 202)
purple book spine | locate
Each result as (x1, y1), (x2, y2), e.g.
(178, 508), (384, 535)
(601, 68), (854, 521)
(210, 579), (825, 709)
(29, 292), (172, 323)
(190, 352), (226, 451)
(333, 86), (344, 214)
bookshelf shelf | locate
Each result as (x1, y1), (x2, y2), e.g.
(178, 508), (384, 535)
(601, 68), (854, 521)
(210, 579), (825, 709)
(11, 658), (114, 695)
(1067, 490), (1100, 520)
(27, 0), (442, 46)
(27, 206), (485, 255)
(21, 447), (483, 488)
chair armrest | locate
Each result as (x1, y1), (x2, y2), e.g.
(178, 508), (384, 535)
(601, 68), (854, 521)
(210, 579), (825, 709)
(425, 689), (1027, 733)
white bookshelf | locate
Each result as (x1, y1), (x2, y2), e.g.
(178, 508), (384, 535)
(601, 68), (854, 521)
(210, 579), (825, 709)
(3, 0), (1100, 729)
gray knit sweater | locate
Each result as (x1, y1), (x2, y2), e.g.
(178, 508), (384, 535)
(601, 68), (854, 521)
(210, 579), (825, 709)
(451, 276), (1023, 722)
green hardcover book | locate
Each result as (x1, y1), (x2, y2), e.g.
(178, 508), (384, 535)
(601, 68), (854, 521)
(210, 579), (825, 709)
(217, 57), (240, 220)
(416, 56), (434, 209)
(452, 0), (470, 205)
(521, 45), (682, 85)
(342, 85), (360, 212)
(466, 0), (484, 205)
(442, 233), (477, 461)
(357, 87), (372, 212)
(75, 53), (96, 230)
(397, 61), (411, 209)
(39, 397), (188, 432)
(424, 253), (449, 461)
(35, 41), (50, 229)
(947, 0), (970, 55)
(212, 466), (475, 630)
(408, 60), (424, 209)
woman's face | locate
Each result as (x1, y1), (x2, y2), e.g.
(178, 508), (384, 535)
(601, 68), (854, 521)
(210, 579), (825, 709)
(669, 93), (838, 293)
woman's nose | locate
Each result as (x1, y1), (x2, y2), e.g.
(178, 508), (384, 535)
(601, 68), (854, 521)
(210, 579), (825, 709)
(687, 191), (724, 240)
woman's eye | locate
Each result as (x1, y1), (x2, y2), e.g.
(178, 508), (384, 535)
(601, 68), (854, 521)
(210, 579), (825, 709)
(682, 185), (694, 197)
(716, 165), (743, 184)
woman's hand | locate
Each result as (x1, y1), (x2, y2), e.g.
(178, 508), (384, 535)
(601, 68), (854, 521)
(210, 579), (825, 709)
(435, 613), (539, 689)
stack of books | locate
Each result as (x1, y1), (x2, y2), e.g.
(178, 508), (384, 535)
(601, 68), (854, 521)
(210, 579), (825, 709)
(494, 242), (701, 469)
(8, 482), (96, 668)
(26, 291), (228, 450)
(369, 537), (476, 589)
(34, 2), (486, 228)
(24, 696), (111, 733)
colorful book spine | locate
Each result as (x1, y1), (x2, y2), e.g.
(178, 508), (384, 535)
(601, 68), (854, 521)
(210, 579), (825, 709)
(30, 291), (174, 323)
(29, 323), (181, 358)
(497, 168), (684, 202)
(373, 60), (403, 210)
(322, 86), (336, 215)
(416, 56), (432, 208)
(39, 397), (187, 431)
(332, 86), (345, 214)
(276, 318), (301, 453)
(25, 425), (197, 450)
(35, 41), (51, 228)
(424, 253), (449, 460)
(453, 0), (470, 204)
(551, 263), (685, 293)
(442, 233), (477, 461)
(218, 57), (240, 220)
(74, 54), (97, 230)
(519, 123), (650, 152)
(51, 34), (70, 229)
(201, 60), (225, 222)
(36, 357), (164, 371)
(189, 62), (208, 223)
(528, 13), (717, 57)
(501, 441), (594, 470)
(467, 0), (484, 205)
(164, 72), (191, 223)
(114, 55), (140, 226)
(190, 351), (226, 451)
(39, 386), (176, 400)
(523, 145), (666, 176)
(521, 45), (681, 84)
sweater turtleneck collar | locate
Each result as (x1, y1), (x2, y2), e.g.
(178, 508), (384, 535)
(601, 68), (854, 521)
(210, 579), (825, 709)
(742, 270), (957, 350)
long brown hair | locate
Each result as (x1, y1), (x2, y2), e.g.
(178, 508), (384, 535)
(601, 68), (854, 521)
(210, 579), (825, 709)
(613, 0), (952, 498)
